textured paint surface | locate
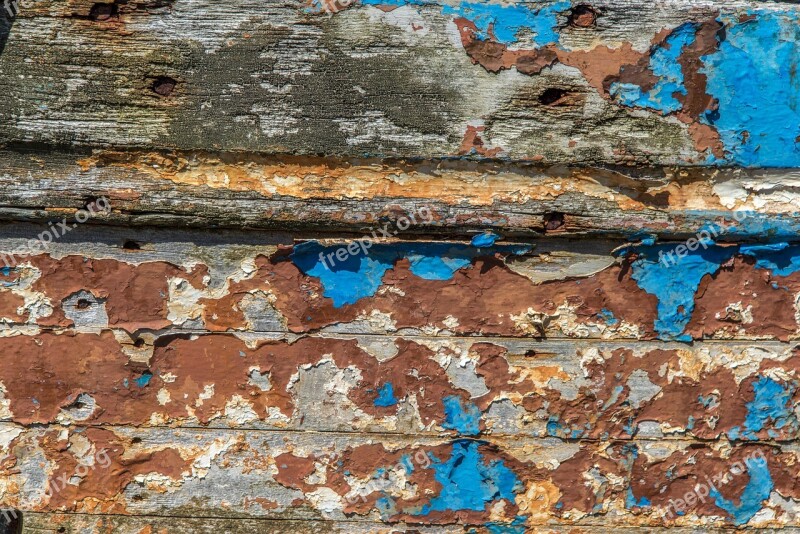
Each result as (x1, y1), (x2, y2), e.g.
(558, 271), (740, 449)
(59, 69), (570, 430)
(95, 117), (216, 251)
(4, 1), (800, 165)
(0, 233), (794, 529)
(3, 0), (800, 530)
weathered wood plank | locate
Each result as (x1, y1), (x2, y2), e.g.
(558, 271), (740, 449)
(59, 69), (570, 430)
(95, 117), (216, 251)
(21, 512), (791, 534)
(2, 150), (800, 237)
(20, 513), (467, 533)
(0, 328), (797, 442)
(3, 0), (800, 166)
(0, 425), (793, 528)
(0, 231), (798, 341)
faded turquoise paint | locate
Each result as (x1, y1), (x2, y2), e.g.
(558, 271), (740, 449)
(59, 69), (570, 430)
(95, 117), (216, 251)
(620, 241), (800, 340)
(610, 23), (698, 115)
(442, 395), (482, 435)
(701, 11), (800, 167)
(291, 241), (530, 307)
(418, 440), (521, 514)
(692, 211), (800, 240)
(314, 0), (569, 46)
(729, 376), (797, 440)
(709, 459), (773, 525)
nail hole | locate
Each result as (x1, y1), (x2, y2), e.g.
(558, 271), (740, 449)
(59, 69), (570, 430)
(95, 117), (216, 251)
(57, 528), (65, 534)
(543, 212), (565, 232)
(83, 195), (104, 212)
(89, 2), (117, 21)
(152, 76), (177, 97)
(133, 338), (145, 348)
(123, 240), (141, 251)
(76, 299), (91, 310)
(568, 4), (599, 28)
(539, 88), (574, 107)
(132, 437), (142, 444)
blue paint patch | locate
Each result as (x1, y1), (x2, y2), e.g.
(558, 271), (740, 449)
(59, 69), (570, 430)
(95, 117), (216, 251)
(740, 243), (800, 277)
(696, 212), (800, 240)
(406, 254), (472, 280)
(739, 376), (796, 439)
(485, 516), (528, 534)
(625, 487), (651, 509)
(545, 416), (589, 439)
(709, 458), (773, 525)
(701, 11), (800, 167)
(623, 244), (736, 340)
(415, 440), (521, 515)
(471, 231), (501, 248)
(400, 454), (414, 473)
(375, 495), (396, 517)
(621, 239), (800, 340)
(442, 395), (482, 435)
(610, 23), (698, 115)
(135, 371), (153, 388)
(291, 241), (530, 308)
(354, 0), (570, 46)
(374, 382), (398, 407)
(597, 308), (619, 326)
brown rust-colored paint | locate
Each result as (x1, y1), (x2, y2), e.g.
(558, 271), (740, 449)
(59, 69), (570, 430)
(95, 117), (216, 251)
(0, 330), (798, 443)
(28, 255), (207, 330)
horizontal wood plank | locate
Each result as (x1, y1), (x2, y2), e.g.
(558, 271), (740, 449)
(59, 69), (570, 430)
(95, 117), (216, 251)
(0, 328), (798, 442)
(0, 425), (793, 527)
(22, 512), (795, 533)
(1, 150), (800, 237)
(0, 230), (797, 341)
(3, 1), (800, 166)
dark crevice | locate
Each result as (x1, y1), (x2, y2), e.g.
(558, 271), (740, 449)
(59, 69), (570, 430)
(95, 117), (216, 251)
(567, 4), (600, 28)
(0, 510), (21, 534)
(0, 0), (16, 57)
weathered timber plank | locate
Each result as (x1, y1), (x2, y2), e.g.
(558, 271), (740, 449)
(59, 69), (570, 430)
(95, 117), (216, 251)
(0, 425), (794, 527)
(20, 513), (467, 533)
(31, 516), (720, 534)
(2, 1), (800, 166)
(0, 231), (798, 341)
(1, 150), (800, 237)
(0, 328), (797, 442)
(22, 513), (793, 534)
